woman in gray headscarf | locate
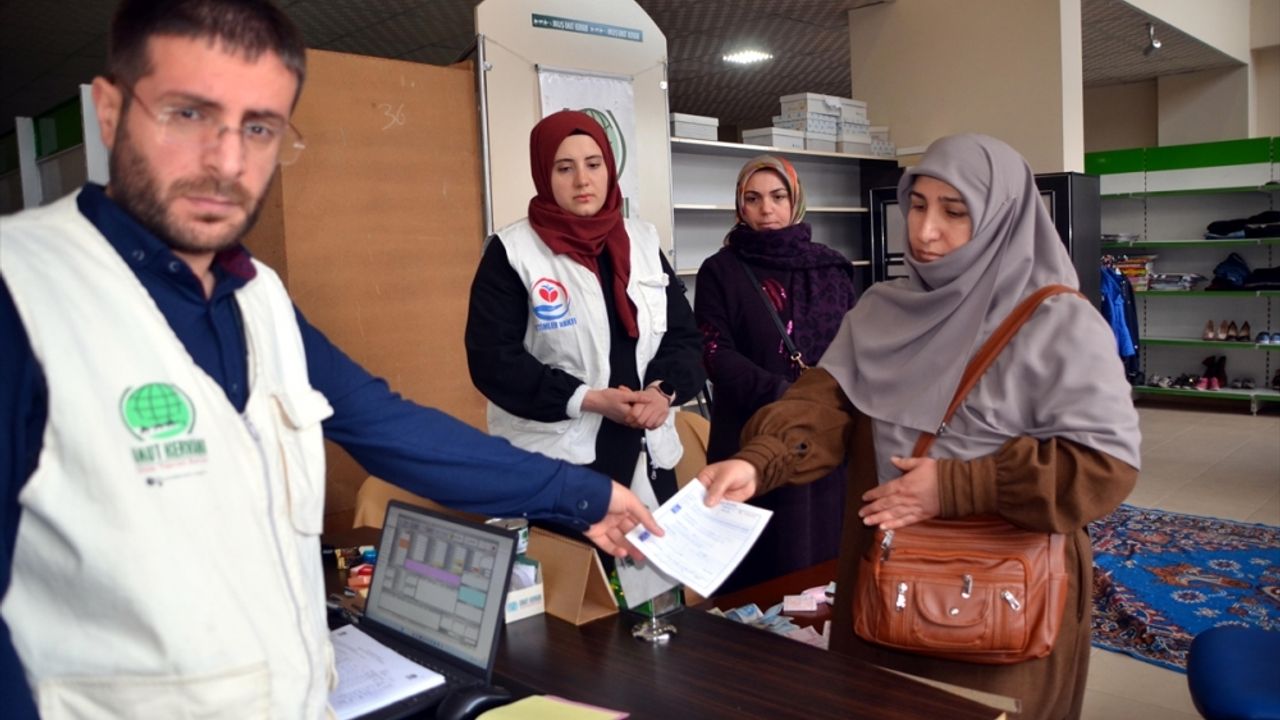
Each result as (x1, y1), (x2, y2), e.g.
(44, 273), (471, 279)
(698, 134), (1140, 720)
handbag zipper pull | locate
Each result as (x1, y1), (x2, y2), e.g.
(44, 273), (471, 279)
(880, 530), (894, 561)
(895, 582), (908, 611)
(961, 574), (973, 599)
(1001, 590), (1022, 611)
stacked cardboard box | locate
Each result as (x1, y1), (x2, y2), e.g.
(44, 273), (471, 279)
(670, 112), (719, 141)
(741, 92), (893, 156)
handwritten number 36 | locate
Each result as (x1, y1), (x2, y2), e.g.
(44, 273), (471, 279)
(378, 103), (406, 131)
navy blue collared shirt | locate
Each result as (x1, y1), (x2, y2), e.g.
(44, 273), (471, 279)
(0, 185), (611, 717)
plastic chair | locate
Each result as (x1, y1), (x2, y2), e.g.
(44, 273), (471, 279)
(1187, 626), (1280, 719)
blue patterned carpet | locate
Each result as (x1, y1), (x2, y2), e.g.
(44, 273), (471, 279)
(1089, 504), (1280, 672)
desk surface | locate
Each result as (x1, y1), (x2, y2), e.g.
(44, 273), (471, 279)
(324, 529), (1001, 720)
(496, 607), (1001, 720)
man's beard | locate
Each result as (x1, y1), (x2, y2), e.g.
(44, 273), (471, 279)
(107, 120), (267, 255)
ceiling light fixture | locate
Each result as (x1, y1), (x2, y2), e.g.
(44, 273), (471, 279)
(723, 49), (773, 65)
(1144, 23), (1162, 57)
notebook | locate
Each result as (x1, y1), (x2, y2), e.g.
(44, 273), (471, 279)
(331, 500), (518, 720)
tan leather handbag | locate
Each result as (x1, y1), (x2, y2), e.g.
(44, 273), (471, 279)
(852, 286), (1077, 664)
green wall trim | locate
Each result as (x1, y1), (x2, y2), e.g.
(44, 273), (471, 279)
(1085, 148), (1144, 175)
(33, 96), (85, 159)
(1145, 138), (1271, 171)
(1086, 138), (1278, 175)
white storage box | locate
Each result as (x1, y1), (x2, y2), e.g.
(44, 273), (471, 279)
(774, 112), (839, 139)
(742, 127), (805, 149)
(869, 127), (895, 158)
(837, 140), (873, 155)
(838, 99), (869, 125)
(805, 134), (837, 152)
(839, 120), (872, 144)
(504, 556), (544, 623)
(670, 112), (719, 141)
(780, 92), (844, 117)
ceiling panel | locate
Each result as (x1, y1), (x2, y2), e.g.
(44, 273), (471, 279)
(0, 0), (1250, 137)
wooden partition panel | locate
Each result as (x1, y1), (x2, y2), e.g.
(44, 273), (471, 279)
(244, 50), (487, 529)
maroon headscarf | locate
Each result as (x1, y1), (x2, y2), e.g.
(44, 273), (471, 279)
(527, 110), (638, 338)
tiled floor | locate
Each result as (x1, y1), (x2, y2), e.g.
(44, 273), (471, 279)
(1078, 404), (1280, 719)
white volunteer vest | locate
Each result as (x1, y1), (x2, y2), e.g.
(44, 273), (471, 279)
(1, 192), (336, 719)
(486, 218), (682, 473)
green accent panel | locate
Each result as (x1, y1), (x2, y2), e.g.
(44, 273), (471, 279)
(1145, 138), (1271, 171)
(0, 132), (17, 175)
(33, 97), (84, 159)
(1085, 148), (1144, 175)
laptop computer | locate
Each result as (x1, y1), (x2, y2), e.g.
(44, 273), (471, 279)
(336, 500), (518, 720)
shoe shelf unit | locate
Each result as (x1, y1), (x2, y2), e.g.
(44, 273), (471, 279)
(669, 137), (899, 303)
(1088, 138), (1280, 413)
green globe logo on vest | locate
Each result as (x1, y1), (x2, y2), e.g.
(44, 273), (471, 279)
(120, 383), (208, 472)
(579, 107), (629, 215)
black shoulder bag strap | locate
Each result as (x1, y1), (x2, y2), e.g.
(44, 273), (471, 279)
(736, 255), (807, 370)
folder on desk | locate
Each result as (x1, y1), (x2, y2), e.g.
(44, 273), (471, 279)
(525, 528), (618, 625)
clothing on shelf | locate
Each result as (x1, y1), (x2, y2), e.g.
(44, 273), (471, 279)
(1099, 260), (1141, 384)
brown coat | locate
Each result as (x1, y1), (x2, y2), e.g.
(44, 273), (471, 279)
(735, 369), (1137, 720)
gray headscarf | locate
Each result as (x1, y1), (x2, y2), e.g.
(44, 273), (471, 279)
(820, 134), (1140, 473)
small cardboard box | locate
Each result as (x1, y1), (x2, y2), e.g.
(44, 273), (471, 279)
(837, 140), (873, 155)
(805, 134), (837, 152)
(742, 127), (805, 149)
(780, 92), (843, 116)
(838, 98), (869, 125)
(524, 527), (618, 625)
(503, 556), (545, 623)
(839, 120), (872, 144)
(670, 112), (719, 141)
(773, 112), (839, 138)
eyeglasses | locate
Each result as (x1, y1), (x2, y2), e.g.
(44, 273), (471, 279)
(121, 85), (306, 166)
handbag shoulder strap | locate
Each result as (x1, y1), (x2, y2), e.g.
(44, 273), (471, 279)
(911, 284), (1083, 457)
(736, 255), (806, 368)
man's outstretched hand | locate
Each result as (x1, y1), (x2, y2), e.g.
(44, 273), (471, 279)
(584, 481), (664, 558)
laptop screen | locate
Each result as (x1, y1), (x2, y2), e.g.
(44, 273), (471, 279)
(363, 501), (516, 673)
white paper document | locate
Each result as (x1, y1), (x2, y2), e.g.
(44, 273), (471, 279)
(329, 625), (445, 720)
(625, 481), (772, 597)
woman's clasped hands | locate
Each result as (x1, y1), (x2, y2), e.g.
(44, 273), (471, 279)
(582, 385), (671, 430)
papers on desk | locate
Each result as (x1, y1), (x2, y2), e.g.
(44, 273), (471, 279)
(624, 481), (772, 598)
(479, 695), (629, 719)
(328, 625), (445, 720)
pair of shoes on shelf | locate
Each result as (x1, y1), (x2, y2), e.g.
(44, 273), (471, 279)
(1148, 375), (1174, 388)
(1203, 320), (1254, 341)
(1172, 374), (1199, 389)
(1199, 355), (1229, 391)
(1228, 377), (1256, 389)
(1255, 331), (1277, 344)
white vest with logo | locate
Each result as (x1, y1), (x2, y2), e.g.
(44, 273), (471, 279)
(487, 218), (682, 475)
(1, 192), (336, 719)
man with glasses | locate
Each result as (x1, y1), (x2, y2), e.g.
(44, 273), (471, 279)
(0, 1), (661, 717)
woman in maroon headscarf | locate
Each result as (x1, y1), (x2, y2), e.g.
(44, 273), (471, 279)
(466, 110), (703, 516)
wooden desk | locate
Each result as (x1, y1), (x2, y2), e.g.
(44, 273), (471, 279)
(496, 606), (1002, 720)
(325, 530), (1002, 719)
